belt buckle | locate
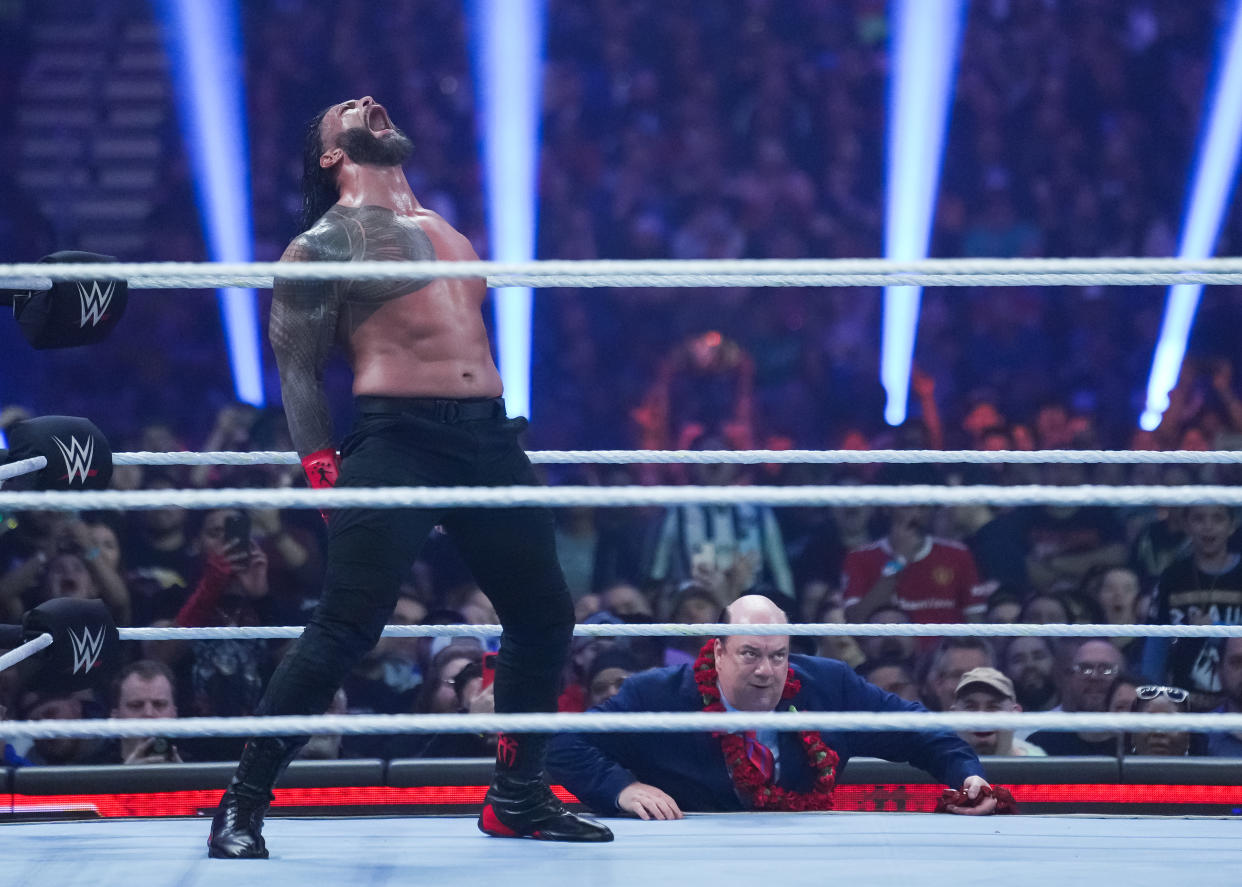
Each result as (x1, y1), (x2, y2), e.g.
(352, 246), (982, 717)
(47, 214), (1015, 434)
(440, 400), (461, 423)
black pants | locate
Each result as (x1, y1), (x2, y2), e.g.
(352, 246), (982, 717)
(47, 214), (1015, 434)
(256, 396), (573, 773)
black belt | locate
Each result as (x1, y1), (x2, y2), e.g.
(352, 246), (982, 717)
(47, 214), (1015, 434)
(356, 395), (506, 423)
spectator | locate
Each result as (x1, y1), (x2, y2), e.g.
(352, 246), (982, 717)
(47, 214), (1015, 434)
(416, 646), (484, 716)
(414, 653), (494, 759)
(843, 506), (986, 625)
(632, 333), (755, 458)
(249, 505), (321, 626)
(548, 595), (999, 818)
(1205, 637), (1242, 757)
(39, 550), (131, 627)
(920, 637), (995, 712)
(664, 581), (722, 666)
(1020, 592), (1072, 625)
(585, 648), (640, 708)
(1083, 565), (1145, 668)
(125, 472), (195, 582)
(123, 472), (197, 627)
(983, 587), (1024, 624)
(188, 403), (261, 489)
(15, 689), (102, 766)
(169, 509), (275, 760)
(550, 468), (646, 599)
(1130, 501), (1189, 589)
(1106, 671), (1145, 715)
(950, 668), (1046, 757)
(413, 646), (487, 755)
(598, 582), (654, 620)
(83, 516), (126, 573)
(667, 581), (720, 625)
(100, 660), (184, 765)
(343, 592), (427, 723)
(1125, 686), (1192, 757)
(643, 430), (794, 605)
(56, 518), (131, 625)
(1002, 636), (1060, 712)
(1018, 592), (1080, 665)
(855, 604), (916, 668)
(811, 592), (865, 669)
(558, 611), (626, 713)
(855, 658), (919, 703)
(1018, 480), (1127, 595)
(1028, 639), (1124, 755)
(1143, 505), (1242, 711)
(950, 501), (1029, 591)
(0, 511), (76, 622)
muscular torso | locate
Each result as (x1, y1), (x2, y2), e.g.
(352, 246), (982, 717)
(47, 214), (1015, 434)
(270, 205), (502, 456)
(308, 205), (500, 398)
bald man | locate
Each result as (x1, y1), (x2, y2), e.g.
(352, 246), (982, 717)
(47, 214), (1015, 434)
(548, 595), (996, 818)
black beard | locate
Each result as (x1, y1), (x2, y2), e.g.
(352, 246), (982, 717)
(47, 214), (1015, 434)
(1015, 677), (1058, 711)
(336, 126), (414, 167)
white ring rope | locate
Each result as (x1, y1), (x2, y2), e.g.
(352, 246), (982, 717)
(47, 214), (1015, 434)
(0, 456), (47, 483)
(9, 257), (1242, 289)
(1, 710), (1234, 741)
(4, 484), (1242, 511)
(107, 449), (1242, 467)
(111, 622), (1242, 642)
(0, 633), (51, 672)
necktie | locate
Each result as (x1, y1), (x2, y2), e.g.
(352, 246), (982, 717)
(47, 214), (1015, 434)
(743, 731), (774, 784)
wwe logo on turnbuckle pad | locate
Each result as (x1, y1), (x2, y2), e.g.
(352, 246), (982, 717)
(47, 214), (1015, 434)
(52, 434), (95, 485)
(68, 624), (105, 674)
(76, 280), (116, 328)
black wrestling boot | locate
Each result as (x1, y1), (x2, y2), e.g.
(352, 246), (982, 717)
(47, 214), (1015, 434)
(479, 771), (614, 842)
(208, 737), (303, 859)
(477, 734), (613, 842)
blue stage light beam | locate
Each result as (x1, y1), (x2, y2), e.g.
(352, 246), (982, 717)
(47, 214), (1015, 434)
(157, 0), (264, 407)
(881, 0), (967, 426)
(468, 0), (546, 420)
(1141, 0), (1242, 431)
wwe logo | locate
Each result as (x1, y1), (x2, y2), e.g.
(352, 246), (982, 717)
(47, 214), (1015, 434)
(68, 624), (106, 674)
(52, 434), (95, 485)
(76, 280), (116, 328)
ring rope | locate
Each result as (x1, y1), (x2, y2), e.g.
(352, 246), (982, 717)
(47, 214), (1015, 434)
(5, 484), (1242, 511)
(2, 710), (1234, 741)
(0, 456), (48, 483)
(111, 622), (1242, 642)
(108, 449), (1242, 467)
(0, 633), (52, 673)
(9, 256), (1242, 289)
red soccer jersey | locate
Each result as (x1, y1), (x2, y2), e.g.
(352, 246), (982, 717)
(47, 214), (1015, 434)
(842, 537), (986, 623)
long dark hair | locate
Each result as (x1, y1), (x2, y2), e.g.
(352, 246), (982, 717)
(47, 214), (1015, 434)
(300, 106), (338, 233)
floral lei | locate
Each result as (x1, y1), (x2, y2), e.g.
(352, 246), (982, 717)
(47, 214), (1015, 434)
(693, 640), (839, 811)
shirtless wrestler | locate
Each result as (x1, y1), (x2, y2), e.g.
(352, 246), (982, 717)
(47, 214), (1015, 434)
(208, 96), (612, 858)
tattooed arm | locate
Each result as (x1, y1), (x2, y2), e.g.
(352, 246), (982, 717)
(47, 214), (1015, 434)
(270, 232), (344, 459)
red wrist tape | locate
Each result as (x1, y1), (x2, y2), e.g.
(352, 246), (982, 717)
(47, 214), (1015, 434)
(301, 448), (340, 525)
(301, 448), (340, 489)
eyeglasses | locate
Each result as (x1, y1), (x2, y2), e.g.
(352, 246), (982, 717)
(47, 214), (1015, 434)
(1135, 685), (1189, 703)
(1070, 662), (1119, 678)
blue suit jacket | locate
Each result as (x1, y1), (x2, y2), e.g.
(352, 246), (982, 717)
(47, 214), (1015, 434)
(547, 654), (984, 813)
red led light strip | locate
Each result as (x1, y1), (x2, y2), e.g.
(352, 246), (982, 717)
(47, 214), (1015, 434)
(6, 785), (576, 818)
(833, 783), (1242, 812)
(4, 784), (1239, 819)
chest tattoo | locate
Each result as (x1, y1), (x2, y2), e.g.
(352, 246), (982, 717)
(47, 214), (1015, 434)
(304, 206), (439, 330)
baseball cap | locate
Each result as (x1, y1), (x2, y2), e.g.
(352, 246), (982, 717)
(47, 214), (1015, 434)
(954, 667), (1015, 701)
